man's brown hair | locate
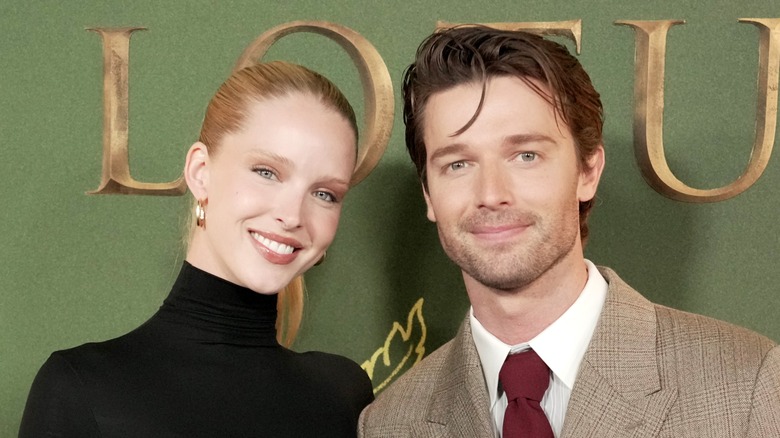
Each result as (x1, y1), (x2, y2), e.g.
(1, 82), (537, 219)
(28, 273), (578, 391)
(402, 25), (603, 243)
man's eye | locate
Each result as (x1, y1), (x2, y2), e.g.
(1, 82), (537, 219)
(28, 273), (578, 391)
(314, 191), (337, 203)
(518, 152), (536, 162)
(449, 161), (467, 171)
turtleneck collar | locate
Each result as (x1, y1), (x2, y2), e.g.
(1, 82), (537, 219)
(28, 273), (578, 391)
(156, 261), (280, 347)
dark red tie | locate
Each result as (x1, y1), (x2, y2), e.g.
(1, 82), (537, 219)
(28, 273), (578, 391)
(499, 349), (554, 438)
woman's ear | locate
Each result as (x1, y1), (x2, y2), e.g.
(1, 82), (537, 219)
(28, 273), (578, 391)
(184, 142), (210, 199)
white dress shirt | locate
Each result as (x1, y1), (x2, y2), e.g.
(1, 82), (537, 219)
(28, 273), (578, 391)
(470, 260), (608, 438)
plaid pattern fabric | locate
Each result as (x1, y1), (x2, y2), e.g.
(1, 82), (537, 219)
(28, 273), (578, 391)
(359, 267), (780, 438)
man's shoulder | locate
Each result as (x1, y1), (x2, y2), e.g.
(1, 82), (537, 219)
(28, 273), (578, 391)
(359, 338), (455, 430)
(654, 303), (777, 358)
(646, 291), (779, 434)
(599, 264), (776, 364)
(373, 338), (454, 404)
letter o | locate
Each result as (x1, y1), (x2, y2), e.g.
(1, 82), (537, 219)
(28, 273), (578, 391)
(235, 21), (394, 187)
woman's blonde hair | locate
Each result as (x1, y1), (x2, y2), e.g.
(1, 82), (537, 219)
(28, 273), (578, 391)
(196, 61), (357, 347)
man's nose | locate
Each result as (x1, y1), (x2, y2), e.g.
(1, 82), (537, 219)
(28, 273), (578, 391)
(475, 162), (514, 209)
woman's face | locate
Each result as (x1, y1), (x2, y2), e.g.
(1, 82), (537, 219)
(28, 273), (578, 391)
(186, 93), (357, 294)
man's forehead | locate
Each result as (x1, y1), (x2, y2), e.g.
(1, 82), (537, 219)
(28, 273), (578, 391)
(422, 82), (484, 134)
(421, 76), (568, 148)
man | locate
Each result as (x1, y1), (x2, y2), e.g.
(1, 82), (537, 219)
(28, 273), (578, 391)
(359, 26), (780, 437)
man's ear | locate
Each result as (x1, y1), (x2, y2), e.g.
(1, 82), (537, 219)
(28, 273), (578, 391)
(423, 183), (437, 223)
(184, 142), (210, 199)
(577, 145), (605, 203)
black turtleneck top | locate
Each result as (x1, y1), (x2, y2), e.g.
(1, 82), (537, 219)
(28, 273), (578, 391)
(19, 262), (374, 437)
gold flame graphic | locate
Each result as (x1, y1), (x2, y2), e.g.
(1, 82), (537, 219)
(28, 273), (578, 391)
(361, 298), (427, 393)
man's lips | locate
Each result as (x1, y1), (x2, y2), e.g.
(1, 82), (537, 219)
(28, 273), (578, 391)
(249, 231), (302, 256)
(469, 223), (531, 241)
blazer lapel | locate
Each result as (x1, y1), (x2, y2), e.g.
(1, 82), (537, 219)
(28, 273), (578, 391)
(414, 317), (495, 438)
(562, 267), (677, 438)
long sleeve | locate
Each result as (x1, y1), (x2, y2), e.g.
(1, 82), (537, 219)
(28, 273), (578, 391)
(19, 352), (100, 438)
(746, 344), (780, 437)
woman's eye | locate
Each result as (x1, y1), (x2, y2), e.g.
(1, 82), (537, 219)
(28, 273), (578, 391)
(314, 191), (337, 203)
(254, 167), (277, 180)
(518, 152), (536, 162)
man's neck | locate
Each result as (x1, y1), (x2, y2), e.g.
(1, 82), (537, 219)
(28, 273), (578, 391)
(466, 254), (589, 345)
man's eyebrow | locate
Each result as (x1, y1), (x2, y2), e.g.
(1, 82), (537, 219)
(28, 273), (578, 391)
(429, 134), (558, 163)
(503, 133), (558, 147)
(428, 143), (468, 163)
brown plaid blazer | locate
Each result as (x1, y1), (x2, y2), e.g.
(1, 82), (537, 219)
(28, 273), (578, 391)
(358, 267), (780, 437)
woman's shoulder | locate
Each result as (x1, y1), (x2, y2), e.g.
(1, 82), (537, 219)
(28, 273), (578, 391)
(19, 348), (103, 437)
(290, 350), (374, 398)
(294, 351), (365, 374)
(47, 328), (146, 368)
(31, 321), (159, 390)
(293, 350), (368, 378)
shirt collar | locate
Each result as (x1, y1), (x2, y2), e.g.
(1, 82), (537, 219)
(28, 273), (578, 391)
(470, 259), (608, 406)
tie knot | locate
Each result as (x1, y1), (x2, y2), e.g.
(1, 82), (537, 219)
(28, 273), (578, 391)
(499, 349), (550, 402)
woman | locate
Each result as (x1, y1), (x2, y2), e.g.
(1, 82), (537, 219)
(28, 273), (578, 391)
(19, 61), (373, 437)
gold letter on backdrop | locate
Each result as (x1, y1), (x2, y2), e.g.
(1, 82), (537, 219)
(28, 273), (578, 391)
(617, 19), (780, 202)
(235, 21), (394, 187)
(437, 20), (582, 53)
(87, 27), (186, 196)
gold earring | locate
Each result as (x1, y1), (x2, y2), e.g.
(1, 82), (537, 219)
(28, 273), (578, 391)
(315, 251), (326, 266)
(195, 199), (206, 228)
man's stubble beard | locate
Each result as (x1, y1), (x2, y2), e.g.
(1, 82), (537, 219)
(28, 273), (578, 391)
(437, 207), (580, 292)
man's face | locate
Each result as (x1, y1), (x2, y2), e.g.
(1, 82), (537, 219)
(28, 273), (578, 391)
(422, 76), (602, 292)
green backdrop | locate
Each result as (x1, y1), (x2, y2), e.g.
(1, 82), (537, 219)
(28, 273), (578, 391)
(2, 1), (778, 435)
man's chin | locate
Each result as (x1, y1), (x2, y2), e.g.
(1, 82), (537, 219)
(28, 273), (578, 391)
(465, 265), (542, 292)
